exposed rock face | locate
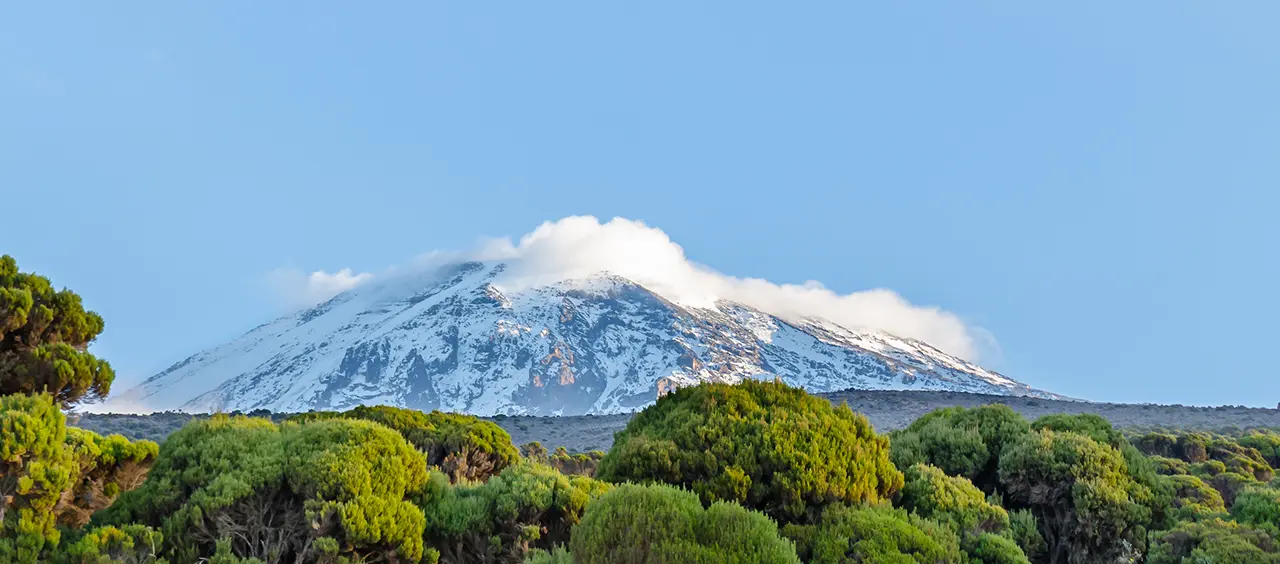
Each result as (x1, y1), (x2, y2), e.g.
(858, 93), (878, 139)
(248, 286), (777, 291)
(120, 262), (1059, 416)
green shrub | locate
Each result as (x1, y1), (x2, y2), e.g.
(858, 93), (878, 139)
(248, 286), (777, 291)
(569, 483), (799, 564)
(967, 533), (1031, 564)
(291, 405), (520, 482)
(1, 394), (77, 562)
(785, 504), (963, 564)
(1148, 518), (1280, 563)
(1232, 487), (1280, 538)
(999, 429), (1150, 564)
(1006, 510), (1045, 562)
(1150, 455), (1190, 476)
(419, 463), (610, 562)
(598, 380), (901, 523)
(52, 524), (164, 564)
(97, 415), (429, 563)
(0, 394), (157, 563)
(890, 405), (1030, 492)
(1171, 474), (1227, 512)
(522, 546), (572, 564)
(1034, 414), (1175, 530)
(898, 463), (1008, 537)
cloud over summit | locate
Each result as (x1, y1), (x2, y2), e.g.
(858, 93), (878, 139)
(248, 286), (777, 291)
(270, 216), (987, 361)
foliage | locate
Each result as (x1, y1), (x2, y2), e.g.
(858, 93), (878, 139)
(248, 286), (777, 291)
(52, 524), (165, 564)
(0, 394), (158, 563)
(58, 427), (159, 528)
(291, 405), (520, 483)
(1170, 474), (1227, 515)
(784, 503), (964, 564)
(522, 546), (572, 564)
(998, 429), (1151, 564)
(97, 415), (429, 563)
(1232, 487), (1280, 538)
(0, 255), (114, 406)
(1034, 413), (1176, 530)
(890, 405), (1030, 492)
(897, 463), (1009, 538)
(1006, 509), (1045, 562)
(967, 533), (1031, 564)
(418, 463), (610, 563)
(1151, 455), (1191, 476)
(0, 393), (76, 562)
(598, 380), (902, 523)
(1240, 431), (1280, 469)
(1148, 518), (1280, 563)
(569, 483), (800, 564)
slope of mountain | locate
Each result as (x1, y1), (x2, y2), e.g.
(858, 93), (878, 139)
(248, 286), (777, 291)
(119, 261), (1060, 415)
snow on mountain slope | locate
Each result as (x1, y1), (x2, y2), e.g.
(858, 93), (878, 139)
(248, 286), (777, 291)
(118, 261), (1061, 415)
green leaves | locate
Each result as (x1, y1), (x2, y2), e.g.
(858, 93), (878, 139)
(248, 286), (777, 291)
(786, 504), (963, 564)
(97, 415), (431, 563)
(0, 255), (113, 407)
(999, 429), (1150, 564)
(418, 462), (611, 562)
(898, 463), (1009, 538)
(0, 394), (156, 563)
(570, 483), (800, 564)
(290, 405), (521, 483)
(598, 380), (902, 523)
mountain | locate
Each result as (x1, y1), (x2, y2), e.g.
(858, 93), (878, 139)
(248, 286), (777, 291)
(118, 261), (1060, 415)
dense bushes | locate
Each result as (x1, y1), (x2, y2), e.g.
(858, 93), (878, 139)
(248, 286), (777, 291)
(420, 463), (609, 562)
(1147, 519), (1280, 563)
(598, 380), (902, 523)
(784, 503), (964, 563)
(6, 384), (1280, 563)
(0, 394), (158, 563)
(568, 483), (800, 564)
(96, 415), (431, 562)
(289, 405), (520, 483)
(890, 404), (1030, 492)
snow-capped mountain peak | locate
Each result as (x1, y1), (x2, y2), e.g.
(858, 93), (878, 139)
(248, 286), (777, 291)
(118, 261), (1059, 415)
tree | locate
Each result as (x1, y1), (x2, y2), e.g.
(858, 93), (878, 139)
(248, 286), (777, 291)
(1, 394), (76, 562)
(290, 406), (520, 483)
(0, 255), (114, 407)
(568, 483), (800, 564)
(967, 533), (1032, 564)
(891, 405), (1030, 492)
(1239, 431), (1280, 469)
(783, 504), (964, 564)
(51, 524), (164, 564)
(418, 463), (610, 563)
(897, 463), (1009, 538)
(1147, 518), (1280, 564)
(1232, 486), (1280, 538)
(998, 430), (1150, 564)
(1033, 414), (1175, 530)
(97, 415), (430, 563)
(597, 380), (902, 523)
(1006, 510), (1045, 562)
(0, 394), (157, 564)
(1170, 474), (1227, 517)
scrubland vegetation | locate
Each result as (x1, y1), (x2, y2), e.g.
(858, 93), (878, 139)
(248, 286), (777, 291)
(6, 254), (1280, 563)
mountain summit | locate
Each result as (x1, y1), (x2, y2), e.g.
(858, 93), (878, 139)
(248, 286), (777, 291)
(120, 261), (1059, 415)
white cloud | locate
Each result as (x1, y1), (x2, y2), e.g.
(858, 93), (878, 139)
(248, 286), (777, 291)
(266, 267), (375, 310)
(476, 216), (983, 360)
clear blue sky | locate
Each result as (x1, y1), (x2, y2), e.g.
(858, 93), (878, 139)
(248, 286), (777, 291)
(3, 3), (1276, 407)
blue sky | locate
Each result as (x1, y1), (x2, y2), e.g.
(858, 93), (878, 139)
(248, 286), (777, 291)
(3, 3), (1276, 407)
